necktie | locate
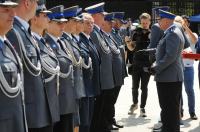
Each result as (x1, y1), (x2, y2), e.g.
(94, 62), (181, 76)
(28, 27), (32, 35)
(56, 39), (63, 49)
(0, 39), (3, 50)
(40, 38), (46, 44)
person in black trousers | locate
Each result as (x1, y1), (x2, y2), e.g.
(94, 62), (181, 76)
(126, 13), (151, 117)
(151, 10), (185, 132)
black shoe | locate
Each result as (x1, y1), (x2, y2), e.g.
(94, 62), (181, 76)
(181, 109), (184, 118)
(152, 122), (162, 132)
(190, 112), (198, 120)
(113, 122), (124, 128)
(179, 119), (184, 125)
(107, 124), (119, 130)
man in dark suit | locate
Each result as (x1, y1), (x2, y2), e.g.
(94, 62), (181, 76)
(6, 0), (54, 132)
(85, 2), (115, 132)
(0, 1), (27, 132)
(78, 12), (100, 132)
(152, 10), (184, 132)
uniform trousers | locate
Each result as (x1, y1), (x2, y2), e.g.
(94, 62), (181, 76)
(53, 113), (74, 132)
(28, 125), (53, 132)
(100, 89), (115, 130)
(156, 82), (182, 132)
(110, 86), (121, 124)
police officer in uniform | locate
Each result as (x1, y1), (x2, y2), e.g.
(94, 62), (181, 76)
(44, 5), (77, 132)
(29, 3), (61, 132)
(151, 10), (184, 132)
(110, 12), (128, 128)
(62, 6), (87, 132)
(111, 12), (127, 80)
(85, 3), (115, 132)
(0, 1), (27, 132)
(6, 0), (53, 131)
(101, 12), (124, 130)
(148, 6), (169, 48)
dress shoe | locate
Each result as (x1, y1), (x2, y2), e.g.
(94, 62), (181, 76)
(113, 122), (124, 128)
(107, 124), (119, 130)
(190, 112), (198, 120)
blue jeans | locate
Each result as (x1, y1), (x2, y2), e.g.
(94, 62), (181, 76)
(183, 66), (195, 114)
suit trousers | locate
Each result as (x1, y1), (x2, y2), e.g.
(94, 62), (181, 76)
(79, 97), (95, 132)
(90, 94), (103, 132)
(156, 82), (182, 132)
(53, 113), (74, 132)
(90, 89), (113, 132)
(28, 125), (53, 132)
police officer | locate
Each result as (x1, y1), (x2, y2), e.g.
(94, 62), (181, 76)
(29, 3), (61, 132)
(112, 12), (127, 80)
(148, 6), (169, 48)
(6, 0), (54, 131)
(0, 1), (27, 132)
(74, 12), (95, 132)
(101, 12), (124, 130)
(126, 13), (151, 117)
(110, 12), (128, 128)
(85, 2), (115, 132)
(61, 6), (86, 132)
(44, 5), (77, 132)
(151, 10), (184, 132)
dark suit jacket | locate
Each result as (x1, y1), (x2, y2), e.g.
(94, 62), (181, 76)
(7, 18), (51, 128)
(79, 32), (101, 96)
(90, 25), (114, 90)
(44, 33), (78, 115)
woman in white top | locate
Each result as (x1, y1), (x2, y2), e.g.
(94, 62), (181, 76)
(181, 15), (198, 120)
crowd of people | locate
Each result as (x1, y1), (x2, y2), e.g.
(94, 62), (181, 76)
(0, 0), (199, 132)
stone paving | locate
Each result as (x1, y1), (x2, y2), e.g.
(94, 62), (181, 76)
(114, 61), (200, 132)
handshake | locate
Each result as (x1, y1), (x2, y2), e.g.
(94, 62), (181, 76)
(143, 65), (156, 75)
